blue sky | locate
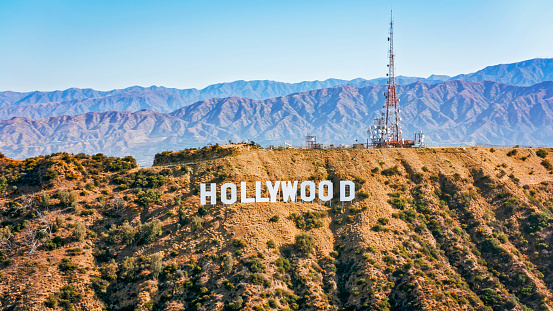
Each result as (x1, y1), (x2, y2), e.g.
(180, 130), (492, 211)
(1, 0), (552, 91)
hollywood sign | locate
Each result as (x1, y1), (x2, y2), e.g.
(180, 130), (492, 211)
(200, 180), (355, 205)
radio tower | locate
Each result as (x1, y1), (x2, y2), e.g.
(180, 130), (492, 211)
(369, 10), (405, 147)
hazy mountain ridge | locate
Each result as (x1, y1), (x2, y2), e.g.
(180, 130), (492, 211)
(1, 58), (552, 120)
(1, 80), (552, 165)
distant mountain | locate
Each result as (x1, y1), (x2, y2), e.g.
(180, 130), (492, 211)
(1, 80), (552, 165)
(1, 58), (550, 120)
(450, 58), (553, 86)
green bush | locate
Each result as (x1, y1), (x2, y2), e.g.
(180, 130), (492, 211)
(388, 197), (406, 210)
(525, 212), (549, 233)
(59, 258), (77, 272)
(536, 149), (548, 158)
(149, 252), (164, 279)
(139, 219), (162, 244)
(267, 239), (276, 248)
(233, 239), (247, 248)
(134, 189), (162, 208)
(247, 258), (266, 273)
(294, 233), (315, 255)
(480, 288), (501, 307)
(73, 221), (86, 242)
(381, 166), (400, 176)
(290, 211), (323, 230)
(507, 149), (517, 156)
(274, 257), (290, 273)
(191, 216), (203, 231)
(269, 215), (280, 223)
(222, 254), (234, 274)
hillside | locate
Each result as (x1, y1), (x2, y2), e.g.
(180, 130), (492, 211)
(1, 80), (553, 165)
(1, 58), (551, 120)
(0, 146), (553, 310)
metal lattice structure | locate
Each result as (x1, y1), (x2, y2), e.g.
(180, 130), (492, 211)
(369, 11), (408, 148)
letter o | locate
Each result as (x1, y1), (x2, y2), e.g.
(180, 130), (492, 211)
(221, 183), (237, 204)
(318, 180), (333, 202)
(300, 181), (316, 202)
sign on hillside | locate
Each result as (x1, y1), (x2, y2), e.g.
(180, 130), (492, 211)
(200, 180), (355, 205)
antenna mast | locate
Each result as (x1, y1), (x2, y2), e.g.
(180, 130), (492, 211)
(385, 10), (403, 146)
(369, 10), (405, 148)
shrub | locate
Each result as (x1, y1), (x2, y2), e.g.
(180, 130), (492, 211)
(247, 258), (266, 273)
(541, 159), (552, 170)
(228, 296), (243, 310)
(99, 259), (118, 281)
(267, 239), (276, 248)
(58, 191), (77, 208)
(108, 222), (136, 245)
(139, 219), (162, 244)
(233, 239), (247, 248)
(134, 189), (162, 208)
(507, 149), (517, 156)
(503, 198), (518, 214)
(274, 257), (291, 273)
(381, 166), (400, 176)
(290, 211), (323, 230)
(388, 197), (406, 210)
(73, 221), (86, 242)
(269, 215), (280, 223)
(59, 258), (77, 272)
(197, 205), (208, 216)
(525, 212), (549, 233)
(536, 149), (548, 158)
(120, 256), (136, 280)
(480, 288), (501, 307)
(149, 252), (163, 279)
(218, 172), (229, 180)
(222, 254), (233, 274)
(37, 192), (50, 208)
(191, 216), (203, 231)
(481, 238), (501, 253)
(294, 233), (315, 255)
(377, 217), (389, 225)
(251, 273), (270, 287)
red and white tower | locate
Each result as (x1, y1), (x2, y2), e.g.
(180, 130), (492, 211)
(369, 10), (405, 147)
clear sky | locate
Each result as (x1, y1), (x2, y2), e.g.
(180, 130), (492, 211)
(1, 0), (552, 92)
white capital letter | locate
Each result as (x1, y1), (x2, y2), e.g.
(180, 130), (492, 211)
(255, 181), (269, 203)
(300, 181), (316, 202)
(318, 180), (333, 202)
(281, 181), (298, 202)
(221, 183), (237, 204)
(241, 182), (255, 203)
(200, 183), (216, 205)
(340, 180), (355, 202)
(266, 181), (281, 202)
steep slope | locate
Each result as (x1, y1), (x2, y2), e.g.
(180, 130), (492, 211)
(0, 147), (552, 310)
(1, 80), (552, 165)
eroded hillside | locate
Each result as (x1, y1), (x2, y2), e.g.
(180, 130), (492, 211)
(0, 146), (552, 311)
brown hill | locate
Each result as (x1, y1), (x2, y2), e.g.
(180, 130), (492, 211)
(0, 147), (553, 310)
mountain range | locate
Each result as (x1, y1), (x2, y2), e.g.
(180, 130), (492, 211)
(1, 58), (552, 120)
(1, 79), (552, 165)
